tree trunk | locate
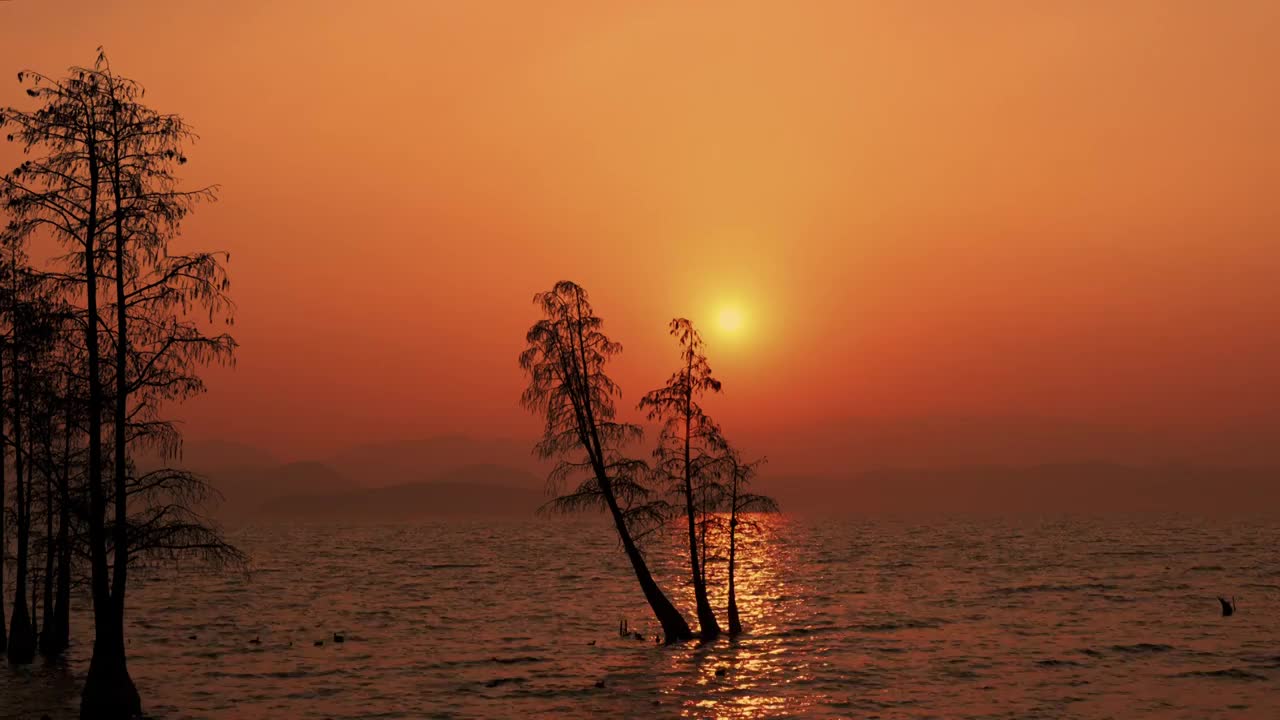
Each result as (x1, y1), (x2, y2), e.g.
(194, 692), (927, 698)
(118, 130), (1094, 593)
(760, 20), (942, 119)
(727, 471), (742, 637)
(683, 368), (720, 640)
(80, 613), (141, 720)
(727, 515), (742, 636)
(684, 480), (719, 639)
(81, 120), (140, 718)
(7, 355), (35, 664)
(601, 488), (692, 643)
(28, 435), (39, 646)
(40, 464), (55, 656)
(0, 350), (6, 655)
(50, 401), (74, 656)
(567, 305), (692, 644)
(110, 138), (131, 662)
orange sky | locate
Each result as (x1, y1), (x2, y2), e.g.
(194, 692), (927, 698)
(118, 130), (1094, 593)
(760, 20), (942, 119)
(1, 1), (1277, 464)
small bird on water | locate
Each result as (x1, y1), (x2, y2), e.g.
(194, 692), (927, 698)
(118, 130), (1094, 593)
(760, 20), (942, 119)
(1218, 596), (1236, 617)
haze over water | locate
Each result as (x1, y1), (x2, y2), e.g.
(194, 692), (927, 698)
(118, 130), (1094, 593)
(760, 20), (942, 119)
(5, 513), (1277, 719)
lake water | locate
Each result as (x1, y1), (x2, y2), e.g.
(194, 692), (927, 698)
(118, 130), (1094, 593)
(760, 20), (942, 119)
(3, 515), (1278, 719)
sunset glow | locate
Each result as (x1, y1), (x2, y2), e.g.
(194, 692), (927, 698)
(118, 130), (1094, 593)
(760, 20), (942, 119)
(1, 3), (1278, 718)
(0, 2), (1272, 467)
(718, 305), (746, 335)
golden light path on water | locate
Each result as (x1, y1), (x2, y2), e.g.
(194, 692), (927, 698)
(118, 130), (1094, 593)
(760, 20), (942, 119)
(658, 513), (820, 719)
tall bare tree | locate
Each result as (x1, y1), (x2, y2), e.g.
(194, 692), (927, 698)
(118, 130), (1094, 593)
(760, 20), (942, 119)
(638, 318), (725, 639)
(520, 281), (693, 643)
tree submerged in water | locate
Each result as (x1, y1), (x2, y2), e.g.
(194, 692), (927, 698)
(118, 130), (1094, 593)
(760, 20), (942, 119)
(519, 280), (693, 644)
(717, 446), (777, 636)
(639, 318), (726, 640)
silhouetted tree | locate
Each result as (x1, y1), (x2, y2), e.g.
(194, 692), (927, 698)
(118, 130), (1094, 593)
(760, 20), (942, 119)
(719, 447), (777, 636)
(639, 318), (725, 639)
(520, 281), (693, 643)
(1, 242), (54, 664)
(45, 367), (85, 657)
(32, 312), (82, 658)
(2, 50), (242, 716)
(0, 296), (5, 660)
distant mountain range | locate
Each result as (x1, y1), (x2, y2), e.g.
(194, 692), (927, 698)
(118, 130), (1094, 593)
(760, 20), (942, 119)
(760, 463), (1279, 515)
(166, 434), (1278, 520)
(170, 435), (552, 520)
(256, 464), (546, 520)
(323, 436), (547, 485)
(209, 460), (355, 516)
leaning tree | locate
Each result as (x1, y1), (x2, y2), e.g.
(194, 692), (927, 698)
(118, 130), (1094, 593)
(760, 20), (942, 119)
(519, 281), (693, 643)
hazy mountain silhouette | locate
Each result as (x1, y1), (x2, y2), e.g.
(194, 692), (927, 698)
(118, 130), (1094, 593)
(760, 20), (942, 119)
(256, 464), (546, 520)
(179, 429), (1279, 519)
(174, 438), (281, 475)
(742, 415), (1280, 476)
(208, 461), (357, 516)
(324, 435), (547, 486)
(760, 462), (1279, 515)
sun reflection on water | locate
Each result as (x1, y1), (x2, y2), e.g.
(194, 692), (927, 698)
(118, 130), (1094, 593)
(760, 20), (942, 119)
(652, 513), (828, 719)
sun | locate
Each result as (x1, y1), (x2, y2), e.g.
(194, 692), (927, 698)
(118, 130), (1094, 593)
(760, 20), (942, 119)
(718, 306), (745, 334)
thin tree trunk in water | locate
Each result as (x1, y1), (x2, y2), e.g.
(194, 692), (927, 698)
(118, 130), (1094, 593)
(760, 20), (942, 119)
(0, 350), (6, 654)
(683, 359), (720, 640)
(727, 539), (741, 635)
(108, 119), (135, 694)
(81, 117), (142, 719)
(41, 463), (55, 654)
(602, 487), (692, 643)
(28, 433), (39, 646)
(51, 400), (74, 655)
(8, 351), (35, 664)
(727, 475), (742, 636)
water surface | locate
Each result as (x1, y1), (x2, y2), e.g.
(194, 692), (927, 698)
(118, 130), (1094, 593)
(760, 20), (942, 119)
(3, 515), (1278, 718)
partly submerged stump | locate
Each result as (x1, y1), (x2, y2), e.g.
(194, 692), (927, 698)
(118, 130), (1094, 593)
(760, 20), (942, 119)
(1218, 596), (1236, 617)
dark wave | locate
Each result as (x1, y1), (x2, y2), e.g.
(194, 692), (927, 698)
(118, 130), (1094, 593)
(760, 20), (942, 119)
(1173, 668), (1268, 681)
(1110, 643), (1174, 654)
(1036, 658), (1085, 667)
(857, 618), (946, 632)
(491, 656), (545, 665)
(483, 676), (529, 688)
(993, 582), (1117, 595)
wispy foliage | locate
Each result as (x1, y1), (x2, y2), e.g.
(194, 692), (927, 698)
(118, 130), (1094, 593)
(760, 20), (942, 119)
(638, 318), (727, 637)
(520, 281), (693, 642)
(1, 49), (241, 714)
(520, 281), (661, 535)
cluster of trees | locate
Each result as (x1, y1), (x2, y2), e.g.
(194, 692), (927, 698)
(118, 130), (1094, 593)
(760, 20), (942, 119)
(0, 51), (242, 719)
(520, 281), (777, 643)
